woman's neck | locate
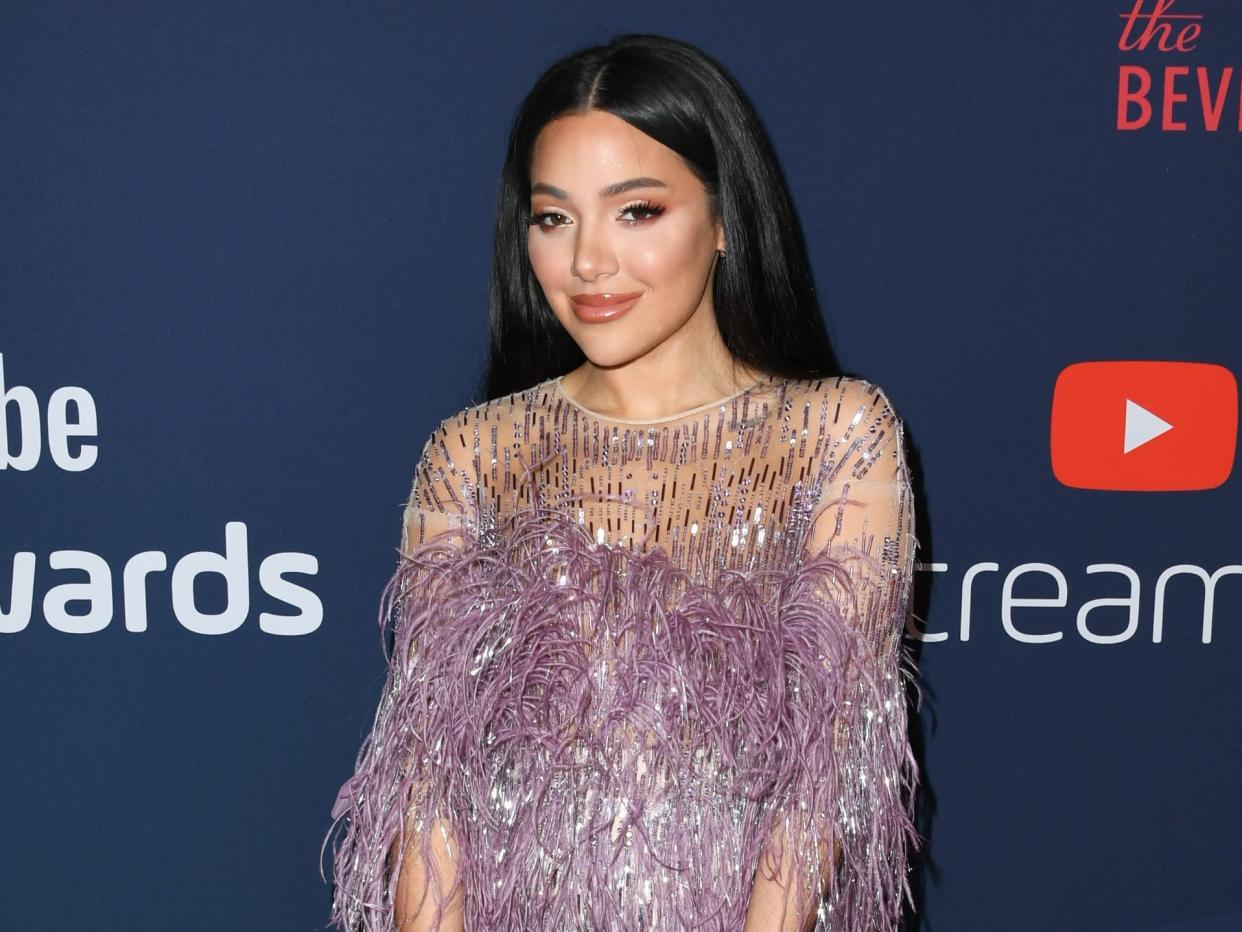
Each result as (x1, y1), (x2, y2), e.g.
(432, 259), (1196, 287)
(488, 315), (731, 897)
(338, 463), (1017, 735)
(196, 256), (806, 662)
(560, 355), (767, 423)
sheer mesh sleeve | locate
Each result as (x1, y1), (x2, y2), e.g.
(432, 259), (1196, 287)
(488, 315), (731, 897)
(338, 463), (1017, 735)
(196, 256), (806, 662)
(802, 381), (919, 930)
(805, 382), (917, 662)
(399, 418), (479, 557)
(327, 416), (483, 932)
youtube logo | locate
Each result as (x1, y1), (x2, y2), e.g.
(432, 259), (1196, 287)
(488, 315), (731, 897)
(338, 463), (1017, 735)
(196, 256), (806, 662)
(1050, 361), (1237, 491)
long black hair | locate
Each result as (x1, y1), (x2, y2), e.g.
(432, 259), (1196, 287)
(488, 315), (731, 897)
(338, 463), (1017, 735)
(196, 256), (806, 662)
(481, 33), (842, 401)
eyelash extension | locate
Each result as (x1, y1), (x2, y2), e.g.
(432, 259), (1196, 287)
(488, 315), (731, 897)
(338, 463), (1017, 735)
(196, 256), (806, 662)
(619, 200), (665, 223)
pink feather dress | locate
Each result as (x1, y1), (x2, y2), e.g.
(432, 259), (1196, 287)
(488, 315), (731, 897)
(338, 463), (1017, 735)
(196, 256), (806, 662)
(326, 374), (920, 931)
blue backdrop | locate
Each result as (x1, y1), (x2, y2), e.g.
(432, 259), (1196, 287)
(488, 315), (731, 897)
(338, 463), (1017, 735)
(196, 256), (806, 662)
(2, 2), (1239, 929)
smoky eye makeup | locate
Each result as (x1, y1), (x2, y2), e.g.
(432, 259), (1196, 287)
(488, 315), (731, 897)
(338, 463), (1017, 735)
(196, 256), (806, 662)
(618, 200), (666, 223)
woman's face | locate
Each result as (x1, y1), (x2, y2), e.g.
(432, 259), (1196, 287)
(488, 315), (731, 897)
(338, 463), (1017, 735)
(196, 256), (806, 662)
(526, 109), (724, 370)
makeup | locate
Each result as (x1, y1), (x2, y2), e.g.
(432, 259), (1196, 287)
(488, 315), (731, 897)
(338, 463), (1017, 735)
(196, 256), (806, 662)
(569, 291), (641, 323)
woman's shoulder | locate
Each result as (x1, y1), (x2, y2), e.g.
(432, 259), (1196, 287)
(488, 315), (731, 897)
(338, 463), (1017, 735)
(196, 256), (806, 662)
(416, 386), (522, 449)
(414, 381), (551, 475)
(432, 379), (554, 431)
(776, 374), (910, 489)
(774, 373), (905, 425)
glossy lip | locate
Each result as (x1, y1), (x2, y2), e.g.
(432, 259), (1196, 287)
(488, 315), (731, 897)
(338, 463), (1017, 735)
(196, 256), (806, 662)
(569, 291), (641, 323)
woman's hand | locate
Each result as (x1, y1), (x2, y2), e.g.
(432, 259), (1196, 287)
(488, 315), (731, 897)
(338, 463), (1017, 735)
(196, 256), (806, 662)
(742, 829), (835, 932)
(392, 816), (465, 932)
(742, 863), (818, 931)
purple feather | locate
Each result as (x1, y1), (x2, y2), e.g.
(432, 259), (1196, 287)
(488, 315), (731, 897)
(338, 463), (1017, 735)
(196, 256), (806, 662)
(323, 499), (919, 931)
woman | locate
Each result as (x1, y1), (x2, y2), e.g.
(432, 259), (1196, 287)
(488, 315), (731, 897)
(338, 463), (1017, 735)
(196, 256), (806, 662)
(325, 33), (920, 932)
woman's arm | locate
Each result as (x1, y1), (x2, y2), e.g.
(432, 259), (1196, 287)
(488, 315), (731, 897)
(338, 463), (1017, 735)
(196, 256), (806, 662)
(744, 381), (918, 931)
(328, 420), (480, 932)
(392, 430), (477, 932)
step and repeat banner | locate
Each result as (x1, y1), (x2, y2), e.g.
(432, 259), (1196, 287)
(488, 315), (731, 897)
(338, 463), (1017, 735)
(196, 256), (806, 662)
(2, 2), (1238, 930)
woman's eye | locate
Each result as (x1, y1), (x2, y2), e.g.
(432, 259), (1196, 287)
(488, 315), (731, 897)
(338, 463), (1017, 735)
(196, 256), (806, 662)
(619, 201), (666, 224)
(528, 211), (570, 230)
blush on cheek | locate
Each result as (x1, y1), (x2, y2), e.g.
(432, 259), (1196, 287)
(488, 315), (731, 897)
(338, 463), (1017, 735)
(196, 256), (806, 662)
(629, 220), (715, 289)
(526, 241), (564, 294)
(634, 228), (702, 277)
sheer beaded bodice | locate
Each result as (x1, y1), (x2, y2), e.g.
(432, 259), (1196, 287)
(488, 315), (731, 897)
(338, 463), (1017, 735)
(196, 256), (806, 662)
(403, 375), (914, 600)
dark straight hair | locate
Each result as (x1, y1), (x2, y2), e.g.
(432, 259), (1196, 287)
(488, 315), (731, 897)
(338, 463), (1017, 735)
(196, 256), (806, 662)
(481, 33), (843, 402)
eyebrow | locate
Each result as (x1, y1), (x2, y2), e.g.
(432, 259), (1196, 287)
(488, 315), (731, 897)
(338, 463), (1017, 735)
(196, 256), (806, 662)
(530, 177), (668, 200)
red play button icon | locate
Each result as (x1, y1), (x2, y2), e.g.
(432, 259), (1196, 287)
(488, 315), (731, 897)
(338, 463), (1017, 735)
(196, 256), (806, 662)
(1050, 361), (1237, 491)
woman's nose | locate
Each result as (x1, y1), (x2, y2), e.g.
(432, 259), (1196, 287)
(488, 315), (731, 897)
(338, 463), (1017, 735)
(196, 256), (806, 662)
(571, 220), (618, 282)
